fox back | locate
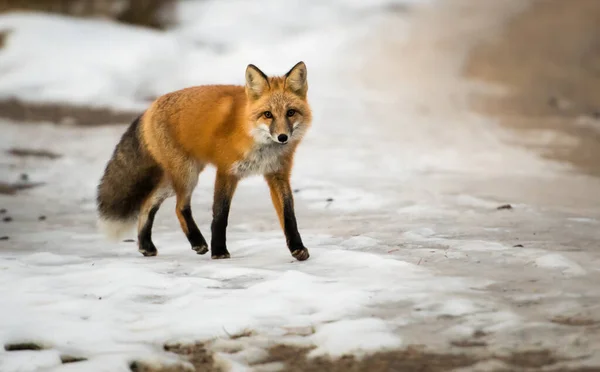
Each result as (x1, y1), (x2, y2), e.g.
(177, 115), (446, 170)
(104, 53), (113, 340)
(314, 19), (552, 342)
(140, 62), (312, 176)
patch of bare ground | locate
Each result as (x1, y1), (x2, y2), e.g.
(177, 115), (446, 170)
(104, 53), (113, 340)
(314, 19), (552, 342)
(497, 349), (562, 369)
(260, 345), (479, 372)
(129, 363), (193, 372)
(1, 173), (44, 195)
(465, 0), (600, 177)
(551, 316), (600, 327)
(59, 355), (87, 364)
(0, 29), (9, 48)
(450, 339), (488, 348)
(4, 342), (44, 351)
(7, 148), (62, 159)
(0, 181), (44, 195)
(130, 343), (220, 372)
(226, 328), (255, 339)
(3, 341), (87, 366)
(2, 153), (54, 195)
(0, 98), (140, 126)
(263, 345), (600, 372)
(0, 0), (176, 30)
(97, 340), (600, 372)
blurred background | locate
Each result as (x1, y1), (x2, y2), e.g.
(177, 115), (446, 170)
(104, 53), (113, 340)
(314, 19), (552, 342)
(1, 1), (600, 370)
(0, 0), (599, 224)
(1, 0), (599, 240)
(0, 0), (598, 173)
(0, 0), (177, 29)
(0, 0), (420, 125)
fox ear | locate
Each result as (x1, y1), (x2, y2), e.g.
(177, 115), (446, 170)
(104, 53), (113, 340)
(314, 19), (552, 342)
(245, 64), (269, 99)
(284, 61), (308, 97)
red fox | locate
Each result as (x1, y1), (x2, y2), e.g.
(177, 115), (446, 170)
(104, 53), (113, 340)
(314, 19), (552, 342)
(97, 62), (312, 261)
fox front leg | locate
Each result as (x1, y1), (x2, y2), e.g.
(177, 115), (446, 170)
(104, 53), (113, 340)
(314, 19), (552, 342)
(265, 172), (309, 261)
(211, 171), (239, 259)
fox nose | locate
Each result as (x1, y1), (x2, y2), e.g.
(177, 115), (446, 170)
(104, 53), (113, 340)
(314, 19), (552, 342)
(277, 134), (288, 143)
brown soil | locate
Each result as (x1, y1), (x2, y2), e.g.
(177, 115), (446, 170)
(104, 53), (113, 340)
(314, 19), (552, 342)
(450, 339), (488, 348)
(465, 0), (600, 177)
(59, 355), (87, 364)
(0, 29), (8, 48)
(0, 98), (140, 126)
(0, 0), (176, 30)
(7, 148), (62, 159)
(9, 340), (597, 372)
(497, 349), (562, 369)
(0, 181), (44, 195)
(163, 343), (220, 371)
(227, 329), (255, 339)
(551, 316), (600, 327)
(260, 345), (599, 372)
(4, 342), (87, 366)
(262, 345), (479, 372)
(130, 343), (220, 372)
(4, 342), (44, 351)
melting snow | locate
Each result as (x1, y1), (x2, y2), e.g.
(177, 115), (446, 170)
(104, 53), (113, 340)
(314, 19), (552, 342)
(1, 0), (600, 371)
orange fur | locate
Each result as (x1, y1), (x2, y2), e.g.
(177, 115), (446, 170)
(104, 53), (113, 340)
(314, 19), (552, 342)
(112, 61), (314, 260)
(141, 64), (311, 175)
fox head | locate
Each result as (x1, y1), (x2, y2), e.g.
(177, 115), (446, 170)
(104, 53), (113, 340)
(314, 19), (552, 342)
(245, 62), (312, 145)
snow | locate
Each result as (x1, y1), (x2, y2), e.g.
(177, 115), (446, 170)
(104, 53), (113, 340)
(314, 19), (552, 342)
(0, 0), (427, 111)
(294, 183), (386, 211)
(567, 217), (598, 224)
(0, 13), (184, 110)
(309, 318), (403, 357)
(0, 207), (485, 370)
(1, 350), (62, 372)
(534, 254), (587, 276)
(2, 0), (600, 371)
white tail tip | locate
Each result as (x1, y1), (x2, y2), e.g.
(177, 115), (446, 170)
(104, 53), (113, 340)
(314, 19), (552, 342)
(97, 216), (136, 242)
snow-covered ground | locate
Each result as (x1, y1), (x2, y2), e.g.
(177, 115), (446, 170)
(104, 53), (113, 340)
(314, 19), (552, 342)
(2, 0), (600, 371)
(0, 0), (427, 111)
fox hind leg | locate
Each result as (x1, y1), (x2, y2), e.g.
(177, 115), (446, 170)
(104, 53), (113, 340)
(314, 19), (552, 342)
(137, 178), (171, 256)
(171, 162), (209, 255)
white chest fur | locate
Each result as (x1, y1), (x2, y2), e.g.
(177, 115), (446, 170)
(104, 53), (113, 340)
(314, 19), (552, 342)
(231, 143), (288, 178)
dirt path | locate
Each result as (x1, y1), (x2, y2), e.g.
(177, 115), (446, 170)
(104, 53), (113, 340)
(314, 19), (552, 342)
(2, 1), (600, 372)
(143, 2), (600, 371)
(265, 1), (600, 370)
(466, 0), (600, 178)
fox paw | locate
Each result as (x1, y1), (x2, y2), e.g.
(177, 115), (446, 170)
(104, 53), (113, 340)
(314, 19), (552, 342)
(291, 248), (310, 261)
(211, 253), (231, 259)
(139, 245), (157, 257)
(192, 244), (209, 255)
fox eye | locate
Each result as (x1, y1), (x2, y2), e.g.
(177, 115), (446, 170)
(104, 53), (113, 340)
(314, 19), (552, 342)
(286, 109), (296, 117)
(263, 111), (273, 119)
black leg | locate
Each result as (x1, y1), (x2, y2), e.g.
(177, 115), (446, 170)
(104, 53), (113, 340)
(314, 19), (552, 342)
(180, 206), (209, 254)
(265, 173), (309, 261)
(211, 171), (239, 259)
(282, 195), (307, 259)
(138, 205), (159, 256)
(211, 193), (232, 259)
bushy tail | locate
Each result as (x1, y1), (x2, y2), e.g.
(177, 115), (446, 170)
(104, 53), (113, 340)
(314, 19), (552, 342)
(96, 115), (163, 241)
